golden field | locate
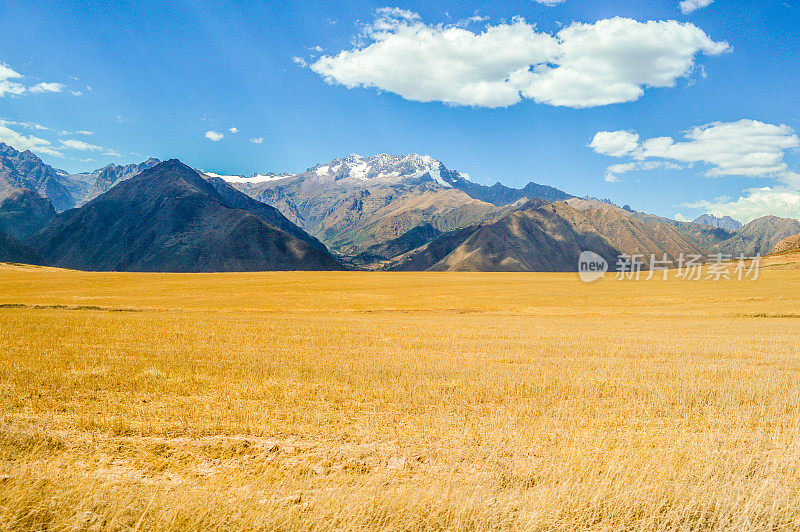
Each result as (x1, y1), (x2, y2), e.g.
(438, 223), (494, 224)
(0, 262), (799, 530)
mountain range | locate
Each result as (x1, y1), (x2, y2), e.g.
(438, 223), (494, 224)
(31, 160), (341, 272)
(0, 141), (798, 272)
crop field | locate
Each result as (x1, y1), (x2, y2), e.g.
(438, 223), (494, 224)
(1, 263), (799, 530)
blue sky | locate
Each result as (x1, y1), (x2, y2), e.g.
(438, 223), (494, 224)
(1, 0), (798, 221)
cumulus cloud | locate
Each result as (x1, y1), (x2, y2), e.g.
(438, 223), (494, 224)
(592, 120), (799, 178)
(533, 0), (566, 4)
(308, 11), (728, 108)
(591, 119), (800, 221)
(604, 163), (636, 182)
(249, 137), (264, 144)
(603, 161), (684, 182)
(685, 187), (800, 222)
(61, 139), (103, 151)
(0, 64), (25, 97)
(229, 127), (239, 134)
(205, 130), (224, 141)
(0, 125), (61, 156)
(29, 82), (64, 94)
(680, 0), (714, 14)
(589, 131), (640, 157)
(0, 62), (65, 97)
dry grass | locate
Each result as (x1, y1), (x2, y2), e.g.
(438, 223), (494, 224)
(0, 262), (799, 530)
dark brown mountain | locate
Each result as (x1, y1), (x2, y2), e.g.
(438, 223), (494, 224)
(427, 201), (621, 272)
(354, 223), (443, 265)
(82, 158), (161, 204)
(204, 176), (329, 253)
(0, 230), (41, 264)
(0, 188), (56, 241)
(414, 200), (709, 272)
(30, 160), (343, 272)
(386, 225), (482, 271)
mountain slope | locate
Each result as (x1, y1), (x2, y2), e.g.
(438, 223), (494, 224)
(222, 154), (567, 254)
(424, 201), (711, 272)
(204, 176), (329, 253)
(566, 200), (709, 261)
(429, 202), (620, 272)
(82, 158), (161, 203)
(716, 216), (800, 256)
(0, 230), (41, 264)
(693, 214), (742, 231)
(0, 188), (56, 241)
(771, 233), (800, 254)
(0, 143), (76, 211)
(386, 225), (483, 271)
(31, 160), (342, 272)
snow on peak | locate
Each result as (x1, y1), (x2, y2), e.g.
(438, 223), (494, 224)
(205, 154), (468, 188)
(308, 153), (457, 187)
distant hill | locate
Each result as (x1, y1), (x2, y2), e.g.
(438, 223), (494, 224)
(382, 200), (709, 272)
(427, 201), (620, 272)
(714, 216), (800, 256)
(693, 214), (743, 231)
(0, 143), (76, 211)
(771, 233), (800, 255)
(31, 160), (343, 272)
(387, 225), (481, 271)
(0, 142), (161, 211)
(0, 188), (56, 241)
(81, 158), (161, 204)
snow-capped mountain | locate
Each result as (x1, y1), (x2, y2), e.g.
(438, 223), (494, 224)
(303, 153), (464, 188)
(216, 154), (468, 189)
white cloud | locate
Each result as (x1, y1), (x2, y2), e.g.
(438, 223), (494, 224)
(533, 0), (566, 4)
(603, 160), (684, 182)
(604, 163), (636, 182)
(591, 120), (800, 179)
(0, 63), (25, 97)
(0, 125), (61, 156)
(0, 119), (51, 132)
(29, 82), (64, 94)
(61, 139), (103, 151)
(229, 127), (239, 134)
(680, 0), (714, 14)
(685, 187), (800, 223)
(1, 62), (68, 97)
(309, 12), (728, 108)
(205, 130), (224, 141)
(590, 131), (640, 157)
(249, 137), (264, 144)
(592, 119), (800, 222)
(70, 90), (83, 96)
(74, 130), (94, 136)
(674, 212), (691, 222)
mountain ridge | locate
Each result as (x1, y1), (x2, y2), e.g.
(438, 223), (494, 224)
(31, 160), (343, 272)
